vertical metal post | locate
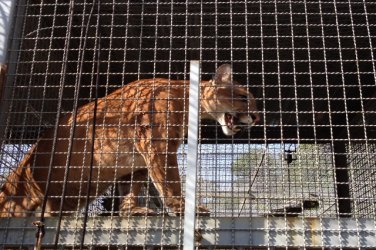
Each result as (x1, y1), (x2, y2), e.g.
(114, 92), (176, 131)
(183, 60), (200, 250)
(0, 0), (24, 142)
(0, 0), (16, 64)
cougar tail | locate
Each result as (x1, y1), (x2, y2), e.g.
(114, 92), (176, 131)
(0, 144), (43, 217)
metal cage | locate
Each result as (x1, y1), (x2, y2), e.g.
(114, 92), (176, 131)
(0, 0), (376, 249)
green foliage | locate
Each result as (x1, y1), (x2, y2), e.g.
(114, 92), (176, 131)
(232, 143), (334, 192)
(232, 145), (280, 179)
(205, 143), (335, 216)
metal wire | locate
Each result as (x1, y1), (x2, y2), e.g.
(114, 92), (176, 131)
(0, 0), (375, 248)
(80, 0), (101, 248)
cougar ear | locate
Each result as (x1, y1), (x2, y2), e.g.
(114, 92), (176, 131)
(213, 64), (232, 85)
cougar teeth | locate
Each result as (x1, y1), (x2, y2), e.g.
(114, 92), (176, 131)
(225, 113), (239, 130)
(224, 113), (231, 129)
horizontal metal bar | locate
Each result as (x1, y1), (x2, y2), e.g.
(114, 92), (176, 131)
(0, 217), (375, 248)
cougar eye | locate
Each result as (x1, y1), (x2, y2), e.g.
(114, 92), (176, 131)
(238, 95), (248, 102)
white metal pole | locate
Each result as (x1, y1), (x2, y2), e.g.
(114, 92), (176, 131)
(183, 60), (200, 250)
(0, 0), (16, 64)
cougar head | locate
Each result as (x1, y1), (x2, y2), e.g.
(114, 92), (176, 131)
(201, 64), (260, 136)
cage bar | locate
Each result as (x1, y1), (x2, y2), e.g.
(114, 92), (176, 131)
(183, 60), (200, 250)
(0, 0), (375, 249)
(0, 0), (16, 64)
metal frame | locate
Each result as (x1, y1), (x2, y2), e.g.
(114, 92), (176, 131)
(1, 1), (376, 249)
(1, 217), (375, 248)
(0, 0), (16, 64)
(183, 60), (201, 249)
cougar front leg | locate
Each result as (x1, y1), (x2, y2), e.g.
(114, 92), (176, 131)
(143, 152), (210, 215)
(134, 142), (184, 214)
(150, 154), (184, 214)
(118, 170), (156, 216)
(135, 126), (209, 215)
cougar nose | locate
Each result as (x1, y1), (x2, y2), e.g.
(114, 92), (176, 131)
(251, 113), (260, 124)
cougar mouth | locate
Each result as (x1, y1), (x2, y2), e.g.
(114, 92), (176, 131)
(225, 113), (240, 131)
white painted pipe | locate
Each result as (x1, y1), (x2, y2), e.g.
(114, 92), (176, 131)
(0, 0), (16, 64)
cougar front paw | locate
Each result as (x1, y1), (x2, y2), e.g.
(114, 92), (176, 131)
(197, 205), (210, 216)
(166, 198), (184, 214)
(167, 198), (210, 216)
(119, 196), (156, 216)
(120, 206), (157, 216)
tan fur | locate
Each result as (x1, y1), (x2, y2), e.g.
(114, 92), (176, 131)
(0, 65), (259, 217)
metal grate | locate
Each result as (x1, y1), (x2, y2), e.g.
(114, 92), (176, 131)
(0, 0), (376, 248)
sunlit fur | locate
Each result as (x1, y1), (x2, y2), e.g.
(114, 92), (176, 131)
(0, 64), (259, 217)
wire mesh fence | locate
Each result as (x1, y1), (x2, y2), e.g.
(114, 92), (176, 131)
(0, 0), (376, 248)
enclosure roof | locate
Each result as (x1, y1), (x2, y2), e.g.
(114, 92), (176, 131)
(2, 0), (376, 143)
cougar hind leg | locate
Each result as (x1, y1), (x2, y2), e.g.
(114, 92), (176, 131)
(118, 170), (156, 216)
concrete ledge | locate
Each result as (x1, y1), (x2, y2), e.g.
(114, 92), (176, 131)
(0, 217), (375, 248)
